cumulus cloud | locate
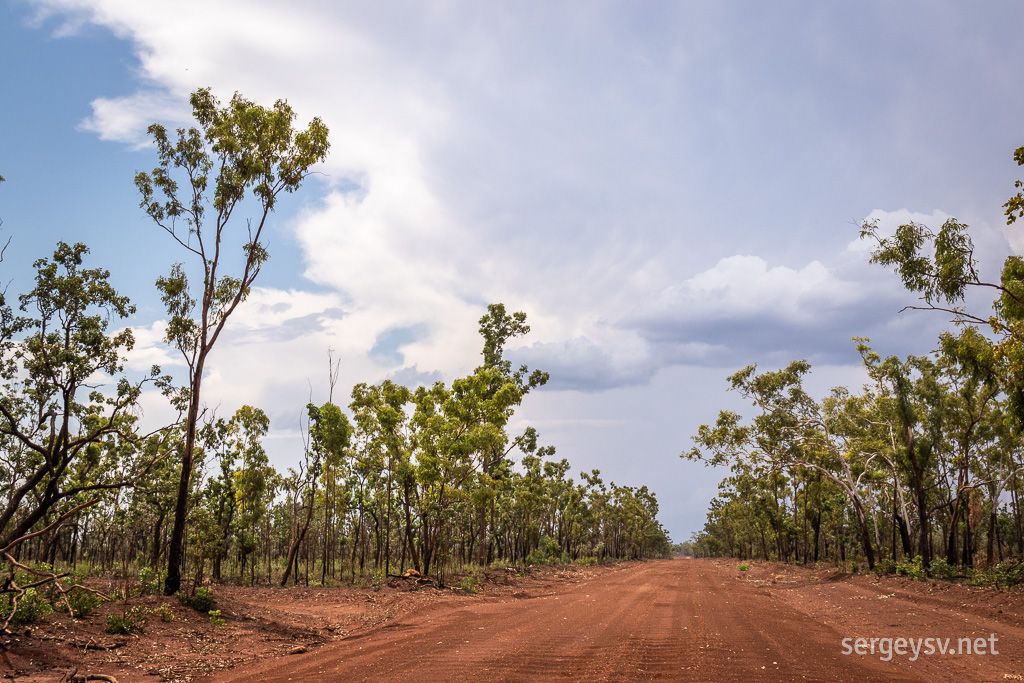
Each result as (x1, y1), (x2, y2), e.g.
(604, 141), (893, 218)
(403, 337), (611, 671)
(78, 90), (188, 146)
(621, 248), (930, 367)
(120, 319), (180, 371)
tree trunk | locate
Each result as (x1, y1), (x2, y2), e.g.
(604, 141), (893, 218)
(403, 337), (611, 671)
(165, 361), (205, 596)
(281, 484), (317, 586)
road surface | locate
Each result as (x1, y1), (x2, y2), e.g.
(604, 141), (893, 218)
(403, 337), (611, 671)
(208, 559), (1023, 681)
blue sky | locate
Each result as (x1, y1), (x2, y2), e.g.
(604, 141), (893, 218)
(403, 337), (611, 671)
(4, 0), (1024, 540)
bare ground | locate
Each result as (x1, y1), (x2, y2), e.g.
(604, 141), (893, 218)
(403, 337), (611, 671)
(4, 559), (1024, 681)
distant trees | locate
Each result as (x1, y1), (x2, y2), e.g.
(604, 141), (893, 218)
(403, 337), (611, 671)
(688, 360), (882, 568)
(0, 286), (670, 603)
(688, 340), (1024, 570)
(688, 143), (1024, 571)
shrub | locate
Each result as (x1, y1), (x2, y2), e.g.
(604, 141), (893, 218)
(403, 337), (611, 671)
(737, 562), (751, 572)
(156, 603), (175, 623)
(0, 588), (53, 625)
(967, 560), (1024, 589)
(54, 573), (104, 618)
(138, 567), (164, 596)
(525, 536), (563, 566)
(461, 575), (480, 594)
(65, 586), (104, 618)
(178, 586), (216, 613)
(928, 557), (956, 581)
(105, 605), (147, 635)
(524, 548), (550, 566)
(896, 555), (926, 581)
(208, 609), (225, 626)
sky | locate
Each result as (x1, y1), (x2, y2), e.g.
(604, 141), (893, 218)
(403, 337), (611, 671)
(3, 0), (1024, 541)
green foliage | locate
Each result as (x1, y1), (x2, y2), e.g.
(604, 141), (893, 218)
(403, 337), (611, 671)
(208, 609), (225, 626)
(138, 567), (164, 596)
(878, 558), (898, 575)
(525, 536), (562, 566)
(460, 575), (480, 594)
(1004, 143), (1024, 224)
(0, 298), (670, 591)
(178, 586), (216, 613)
(967, 560), (1024, 589)
(105, 605), (147, 635)
(0, 241), (165, 554)
(156, 603), (175, 623)
(928, 557), (956, 581)
(138, 87), (330, 595)
(0, 588), (53, 625)
(737, 562), (751, 571)
(896, 555), (927, 581)
(62, 583), (104, 618)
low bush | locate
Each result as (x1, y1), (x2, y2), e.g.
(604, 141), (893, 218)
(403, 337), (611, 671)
(105, 605), (147, 634)
(967, 560), (1024, 589)
(178, 586), (217, 613)
(877, 558), (898, 575)
(137, 567), (165, 596)
(65, 586), (104, 618)
(461, 575), (480, 594)
(928, 557), (956, 581)
(896, 555), (926, 581)
(0, 588), (53, 625)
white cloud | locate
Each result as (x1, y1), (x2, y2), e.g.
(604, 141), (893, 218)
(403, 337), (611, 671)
(646, 255), (857, 324)
(78, 90), (188, 147)
(120, 319), (180, 371)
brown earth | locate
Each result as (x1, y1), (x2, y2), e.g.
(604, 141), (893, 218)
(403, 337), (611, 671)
(4, 558), (1024, 681)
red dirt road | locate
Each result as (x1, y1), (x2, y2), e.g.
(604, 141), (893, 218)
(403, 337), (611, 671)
(206, 559), (1024, 682)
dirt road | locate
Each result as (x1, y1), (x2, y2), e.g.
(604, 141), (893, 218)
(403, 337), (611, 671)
(207, 559), (1024, 682)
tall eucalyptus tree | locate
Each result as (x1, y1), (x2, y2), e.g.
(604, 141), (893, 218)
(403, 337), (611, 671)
(135, 88), (330, 594)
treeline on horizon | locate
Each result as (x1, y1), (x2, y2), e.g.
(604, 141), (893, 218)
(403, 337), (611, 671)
(685, 142), (1024, 585)
(0, 89), (670, 628)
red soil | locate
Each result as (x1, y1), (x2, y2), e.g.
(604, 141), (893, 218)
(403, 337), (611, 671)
(4, 559), (1024, 681)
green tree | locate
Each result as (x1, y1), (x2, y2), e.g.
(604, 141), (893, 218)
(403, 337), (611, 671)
(280, 401), (351, 585)
(350, 381), (411, 578)
(859, 144), (1024, 423)
(229, 405), (277, 585)
(0, 243), (168, 597)
(136, 88), (330, 594)
(473, 304), (548, 563)
(687, 360), (883, 568)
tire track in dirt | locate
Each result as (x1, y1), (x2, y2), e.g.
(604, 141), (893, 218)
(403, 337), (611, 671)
(205, 560), (1022, 682)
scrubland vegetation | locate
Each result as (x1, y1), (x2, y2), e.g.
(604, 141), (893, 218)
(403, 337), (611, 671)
(0, 90), (669, 632)
(686, 143), (1024, 588)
